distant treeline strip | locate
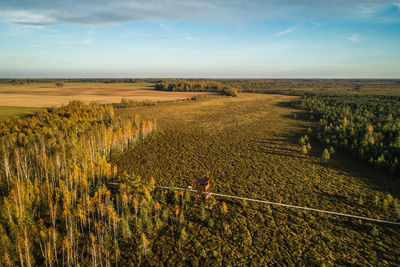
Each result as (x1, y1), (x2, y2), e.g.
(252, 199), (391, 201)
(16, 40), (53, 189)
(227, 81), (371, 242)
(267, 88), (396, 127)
(155, 80), (238, 97)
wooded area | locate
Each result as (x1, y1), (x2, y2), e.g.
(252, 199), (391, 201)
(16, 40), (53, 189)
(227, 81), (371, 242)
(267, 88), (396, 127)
(155, 80), (238, 97)
(0, 101), (156, 266)
(292, 93), (400, 174)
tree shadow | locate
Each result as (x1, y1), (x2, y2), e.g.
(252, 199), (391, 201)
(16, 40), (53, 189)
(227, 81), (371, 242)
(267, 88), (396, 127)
(253, 149), (306, 159)
(316, 157), (400, 197)
(251, 140), (300, 154)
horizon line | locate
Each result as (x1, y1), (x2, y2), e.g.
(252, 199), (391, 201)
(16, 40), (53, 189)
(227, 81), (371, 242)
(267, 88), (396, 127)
(1, 77), (400, 80)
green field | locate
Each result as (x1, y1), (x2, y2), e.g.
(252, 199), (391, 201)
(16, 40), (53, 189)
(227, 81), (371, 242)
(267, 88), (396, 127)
(114, 93), (400, 265)
(0, 106), (42, 120)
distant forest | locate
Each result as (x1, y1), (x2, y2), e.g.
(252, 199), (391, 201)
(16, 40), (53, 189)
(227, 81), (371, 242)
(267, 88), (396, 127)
(0, 78), (161, 84)
(155, 80), (238, 97)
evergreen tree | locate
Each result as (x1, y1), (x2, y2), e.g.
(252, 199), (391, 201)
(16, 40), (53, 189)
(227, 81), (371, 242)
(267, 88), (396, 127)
(322, 149), (330, 161)
(179, 228), (188, 249)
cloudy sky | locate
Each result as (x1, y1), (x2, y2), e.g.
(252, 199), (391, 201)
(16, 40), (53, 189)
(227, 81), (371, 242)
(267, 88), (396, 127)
(0, 0), (399, 78)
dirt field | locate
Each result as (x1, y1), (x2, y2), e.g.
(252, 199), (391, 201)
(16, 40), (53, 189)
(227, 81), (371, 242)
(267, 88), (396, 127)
(0, 83), (218, 107)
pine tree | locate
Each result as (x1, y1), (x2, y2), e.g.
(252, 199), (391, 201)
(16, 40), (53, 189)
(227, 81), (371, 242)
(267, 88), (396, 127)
(306, 143), (311, 152)
(121, 218), (132, 240)
(321, 149), (330, 161)
(179, 227), (188, 249)
(299, 137), (305, 145)
(200, 203), (206, 222)
(371, 226), (379, 237)
(141, 233), (149, 256)
(178, 212), (185, 225)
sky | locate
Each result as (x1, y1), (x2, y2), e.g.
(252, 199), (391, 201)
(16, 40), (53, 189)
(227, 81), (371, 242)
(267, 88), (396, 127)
(0, 0), (399, 78)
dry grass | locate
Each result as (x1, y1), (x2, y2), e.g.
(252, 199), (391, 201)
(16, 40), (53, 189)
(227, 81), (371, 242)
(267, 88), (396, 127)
(0, 82), (218, 107)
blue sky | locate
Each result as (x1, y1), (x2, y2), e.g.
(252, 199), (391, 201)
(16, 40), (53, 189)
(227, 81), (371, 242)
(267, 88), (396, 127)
(0, 0), (399, 78)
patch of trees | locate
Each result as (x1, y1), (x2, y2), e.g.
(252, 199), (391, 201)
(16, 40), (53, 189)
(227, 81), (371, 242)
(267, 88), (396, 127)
(55, 81), (64, 88)
(155, 80), (238, 97)
(111, 98), (158, 109)
(292, 93), (400, 173)
(0, 101), (157, 266)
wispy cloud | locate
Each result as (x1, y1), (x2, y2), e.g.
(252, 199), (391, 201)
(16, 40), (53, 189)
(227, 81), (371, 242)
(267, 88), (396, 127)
(0, 1), (398, 26)
(59, 29), (95, 46)
(275, 26), (297, 37)
(82, 29), (95, 45)
(0, 10), (56, 26)
(346, 34), (361, 42)
(120, 31), (175, 40)
(142, 35), (174, 40)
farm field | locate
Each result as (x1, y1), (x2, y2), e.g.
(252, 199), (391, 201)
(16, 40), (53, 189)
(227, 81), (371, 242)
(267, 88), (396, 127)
(115, 93), (400, 265)
(0, 82), (218, 107)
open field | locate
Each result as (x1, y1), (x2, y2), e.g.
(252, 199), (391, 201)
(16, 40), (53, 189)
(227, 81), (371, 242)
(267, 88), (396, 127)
(0, 106), (43, 120)
(0, 82), (218, 107)
(114, 93), (400, 265)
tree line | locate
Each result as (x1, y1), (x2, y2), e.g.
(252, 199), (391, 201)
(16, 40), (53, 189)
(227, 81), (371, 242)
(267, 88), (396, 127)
(155, 80), (238, 97)
(0, 78), (162, 85)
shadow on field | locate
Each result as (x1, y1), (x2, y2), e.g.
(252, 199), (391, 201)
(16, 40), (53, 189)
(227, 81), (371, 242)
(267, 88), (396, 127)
(318, 158), (400, 197)
(276, 101), (314, 121)
(254, 149), (306, 159)
(252, 140), (300, 153)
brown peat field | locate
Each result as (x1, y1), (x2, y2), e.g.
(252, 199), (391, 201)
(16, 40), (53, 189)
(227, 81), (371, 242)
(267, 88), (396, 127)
(0, 82), (217, 108)
(113, 93), (400, 265)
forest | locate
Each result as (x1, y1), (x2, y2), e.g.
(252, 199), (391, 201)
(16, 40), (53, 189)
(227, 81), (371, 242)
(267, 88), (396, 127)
(0, 101), (157, 266)
(155, 80), (238, 97)
(291, 93), (400, 174)
(216, 79), (400, 95)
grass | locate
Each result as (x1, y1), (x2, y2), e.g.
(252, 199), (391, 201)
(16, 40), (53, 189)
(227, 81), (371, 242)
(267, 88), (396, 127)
(0, 106), (43, 120)
(114, 93), (400, 265)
